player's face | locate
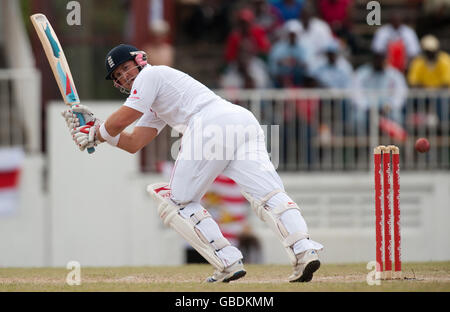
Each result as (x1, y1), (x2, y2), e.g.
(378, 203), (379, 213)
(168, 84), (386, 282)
(113, 60), (139, 91)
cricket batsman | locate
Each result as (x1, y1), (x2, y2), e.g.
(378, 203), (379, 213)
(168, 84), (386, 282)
(62, 44), (323, 283)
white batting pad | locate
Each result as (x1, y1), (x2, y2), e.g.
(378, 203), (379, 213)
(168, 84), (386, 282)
(147, 182), (231, 271)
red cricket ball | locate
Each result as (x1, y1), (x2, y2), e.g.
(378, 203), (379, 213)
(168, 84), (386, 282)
(415, 138), (430, 153)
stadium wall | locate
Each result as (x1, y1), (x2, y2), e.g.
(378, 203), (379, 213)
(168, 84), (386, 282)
(0, 155), (46, 267)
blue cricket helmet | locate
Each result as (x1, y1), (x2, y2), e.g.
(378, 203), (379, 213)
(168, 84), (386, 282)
(105, 44), (146, 80)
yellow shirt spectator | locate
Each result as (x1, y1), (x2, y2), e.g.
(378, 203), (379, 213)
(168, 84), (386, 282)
(408, 51), (450, 88)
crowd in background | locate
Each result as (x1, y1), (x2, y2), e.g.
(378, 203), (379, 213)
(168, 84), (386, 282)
(206, 0), (450, 126)
(217, 0), (449, 90)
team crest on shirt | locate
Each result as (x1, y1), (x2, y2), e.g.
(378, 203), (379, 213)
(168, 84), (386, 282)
(128, 89), (140, 100)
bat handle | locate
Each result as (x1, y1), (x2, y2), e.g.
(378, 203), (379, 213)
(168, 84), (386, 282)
(75, 112), (95, 154)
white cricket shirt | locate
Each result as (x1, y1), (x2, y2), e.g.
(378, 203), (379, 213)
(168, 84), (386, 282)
(124, 65), (224, 134)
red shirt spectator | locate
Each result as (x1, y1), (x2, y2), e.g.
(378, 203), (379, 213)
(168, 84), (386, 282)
(251, 0), (284, 41)
(371, 13), (420, 72)
(225, 9), (271, 63)
(318, 0), (352, 27)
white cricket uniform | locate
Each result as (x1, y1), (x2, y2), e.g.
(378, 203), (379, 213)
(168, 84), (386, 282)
(124, 65), (322, 267)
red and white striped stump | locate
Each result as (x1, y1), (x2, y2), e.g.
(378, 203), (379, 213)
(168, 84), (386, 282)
(373, 145), (401, 280)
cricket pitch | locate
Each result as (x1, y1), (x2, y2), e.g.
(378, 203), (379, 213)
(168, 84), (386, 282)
(0, 262), (449, 292)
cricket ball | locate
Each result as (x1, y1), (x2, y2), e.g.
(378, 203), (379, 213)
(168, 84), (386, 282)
(415, 138), (430, 153)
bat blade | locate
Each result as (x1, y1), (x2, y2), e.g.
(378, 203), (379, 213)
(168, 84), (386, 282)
(30, 13), (95, 154)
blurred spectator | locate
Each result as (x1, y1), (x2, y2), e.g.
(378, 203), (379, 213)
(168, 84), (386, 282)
(272, 0), (305, 21)
(311, 40), (353, 148)
(417, 0), (450, 35)
(297, 3), (335, 68)
(423, 0), (450, 16)
(408, 34), (450, 128)
(317, 0), (357, 53)
(408, 35), (450, 89)
(268, 21), (309, 88)
(184, 0), (232, 43)
(251, 0), (284, 42)
(220, 41), (271, 89)
(237, 225), (263, 264)
(225, 8), (271, 63)
(312, 40), (353, 88)
(352, 52), (408, 124)
(143, 20), (174, 67)
(371, 13), (420, 72)
(318, 0), (352, 28)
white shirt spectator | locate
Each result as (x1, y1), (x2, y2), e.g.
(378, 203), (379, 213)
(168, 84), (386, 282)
(298, 18), (334, 61)
(219, 58), (272, 89)
(268, 21), (309, 76)
(352, 64), (408, 123)
(372, 24), (421, 57)
(312, 56), (353, 88)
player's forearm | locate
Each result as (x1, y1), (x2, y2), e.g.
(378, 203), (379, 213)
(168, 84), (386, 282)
(103, 118), (129, 137)
(97, 106), (144, 144)
(116, 131), (139, 154)
(96, 121), (122, 144)
(116, 127), (158, 154)
(103, 106), (144, 138)
(96, 129), (138, 153)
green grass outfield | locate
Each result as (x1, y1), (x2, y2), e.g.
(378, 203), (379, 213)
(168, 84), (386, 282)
(0, 262), (449, 292)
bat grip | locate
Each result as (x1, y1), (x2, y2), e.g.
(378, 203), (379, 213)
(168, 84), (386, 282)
(75, 112), (95, 154)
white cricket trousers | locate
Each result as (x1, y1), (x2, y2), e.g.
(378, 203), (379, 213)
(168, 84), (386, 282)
(169, 101), (323, 268)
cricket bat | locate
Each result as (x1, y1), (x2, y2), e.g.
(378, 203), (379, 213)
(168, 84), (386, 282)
(30, 13), (95, 154)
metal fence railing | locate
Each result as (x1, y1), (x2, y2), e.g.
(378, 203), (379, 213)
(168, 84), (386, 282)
(2, 70), (447, 171)
(141, 88), (450, 172)
(140, 88), (450, 172)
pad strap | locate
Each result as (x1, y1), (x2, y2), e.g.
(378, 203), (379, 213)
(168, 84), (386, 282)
(190, 209), (211, 225)
(260, 189), (285, 207)
(211, 237), (231, 251)
(242, 189), (285, 221)
(283, 231), (309, 247)
(273, 201), (301, 216)
(190, 210), (229, 251)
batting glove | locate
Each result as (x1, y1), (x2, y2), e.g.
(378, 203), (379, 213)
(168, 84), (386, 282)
(71, 121), (102, 152)
(61, 104), (98, 130)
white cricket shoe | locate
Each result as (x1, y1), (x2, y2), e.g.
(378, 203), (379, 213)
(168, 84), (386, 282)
(206, 260), (246, 283)
(288, 249), (321, 282)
